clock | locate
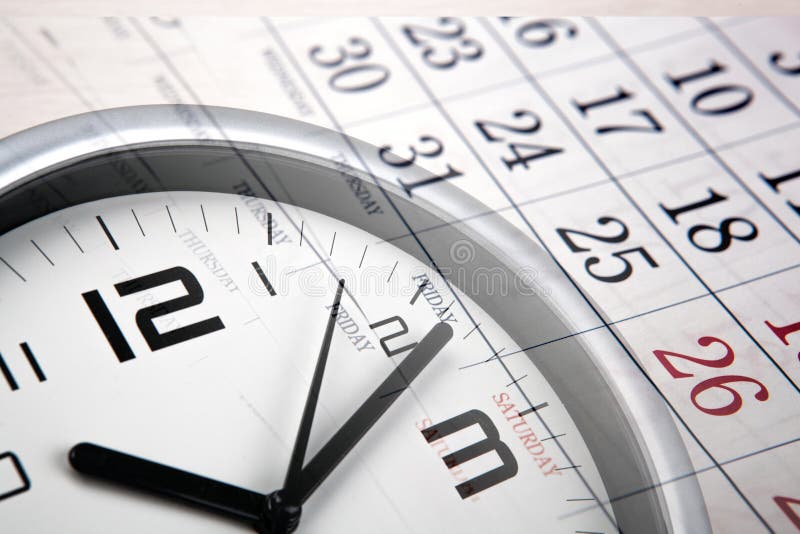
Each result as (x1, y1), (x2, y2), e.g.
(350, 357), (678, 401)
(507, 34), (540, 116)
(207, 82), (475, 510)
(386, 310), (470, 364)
(0, 105), (709, 532)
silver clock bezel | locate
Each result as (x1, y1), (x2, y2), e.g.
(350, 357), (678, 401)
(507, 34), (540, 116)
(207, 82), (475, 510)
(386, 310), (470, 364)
(0, 105), (709, 533)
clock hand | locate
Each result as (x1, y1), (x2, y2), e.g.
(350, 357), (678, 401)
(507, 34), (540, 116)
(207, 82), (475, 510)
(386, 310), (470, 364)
(284, 278), (345, 499)
(264, 279), (345, 534)
(69, 314), (450, 532)
(69, 442), (265, 525)
(295, 321), (453, 504)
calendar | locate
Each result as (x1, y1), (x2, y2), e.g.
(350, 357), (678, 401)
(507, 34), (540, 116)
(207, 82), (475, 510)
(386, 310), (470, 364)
(0, 16), (798, 532)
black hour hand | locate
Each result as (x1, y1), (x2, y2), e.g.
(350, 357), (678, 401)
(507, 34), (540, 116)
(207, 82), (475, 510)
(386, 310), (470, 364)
(69, 442), (266, 527)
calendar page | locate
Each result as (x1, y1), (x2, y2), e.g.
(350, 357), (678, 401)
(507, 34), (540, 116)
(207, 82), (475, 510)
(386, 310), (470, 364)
(0, 16), (798, 532)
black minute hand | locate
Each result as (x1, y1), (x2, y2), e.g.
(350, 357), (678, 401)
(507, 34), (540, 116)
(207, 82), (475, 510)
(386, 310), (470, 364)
(296, 321), (453, 504)
(263, 279), (345, 533)
(284, 279), (345, 501)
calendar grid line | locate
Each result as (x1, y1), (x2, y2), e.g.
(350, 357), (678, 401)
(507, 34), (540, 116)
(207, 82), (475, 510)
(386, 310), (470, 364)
(344, 91), (798, 204)
(274, 17), (711, 86)
(483, 17), (780, 529)
(562, 433), (800, 522)
(374, 16), (766, 530)
(338, 21), (795, 137)
(590, 19), (800, 247)
(711, 16), (764, 30)
(685, 117), (800, 151)
(379, 118), (800, 247)
(341, 76), (529, 130)
(617, 119), (800, 178)
(380, 176), (612, 243)
(487, 16), (798, 399)
(519, 22), (714, 81)
(347, 104), (797, 185)
(588, 17), (800, 392)
(264, 16), (621, 530)
(462, 261), (800, 369)
(2, 20), (96, 110)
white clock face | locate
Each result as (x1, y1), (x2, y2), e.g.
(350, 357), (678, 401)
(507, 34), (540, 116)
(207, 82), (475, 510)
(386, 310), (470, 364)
(0, 190), (616, 533)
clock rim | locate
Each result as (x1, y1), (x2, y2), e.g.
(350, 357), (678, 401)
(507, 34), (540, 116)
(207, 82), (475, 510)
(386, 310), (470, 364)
(0, 104), (709, 533)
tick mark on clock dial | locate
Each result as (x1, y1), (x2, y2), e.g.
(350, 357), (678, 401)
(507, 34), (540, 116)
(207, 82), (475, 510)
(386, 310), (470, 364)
(252, 261), (278, 296)
(96, 215), (119, 250)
